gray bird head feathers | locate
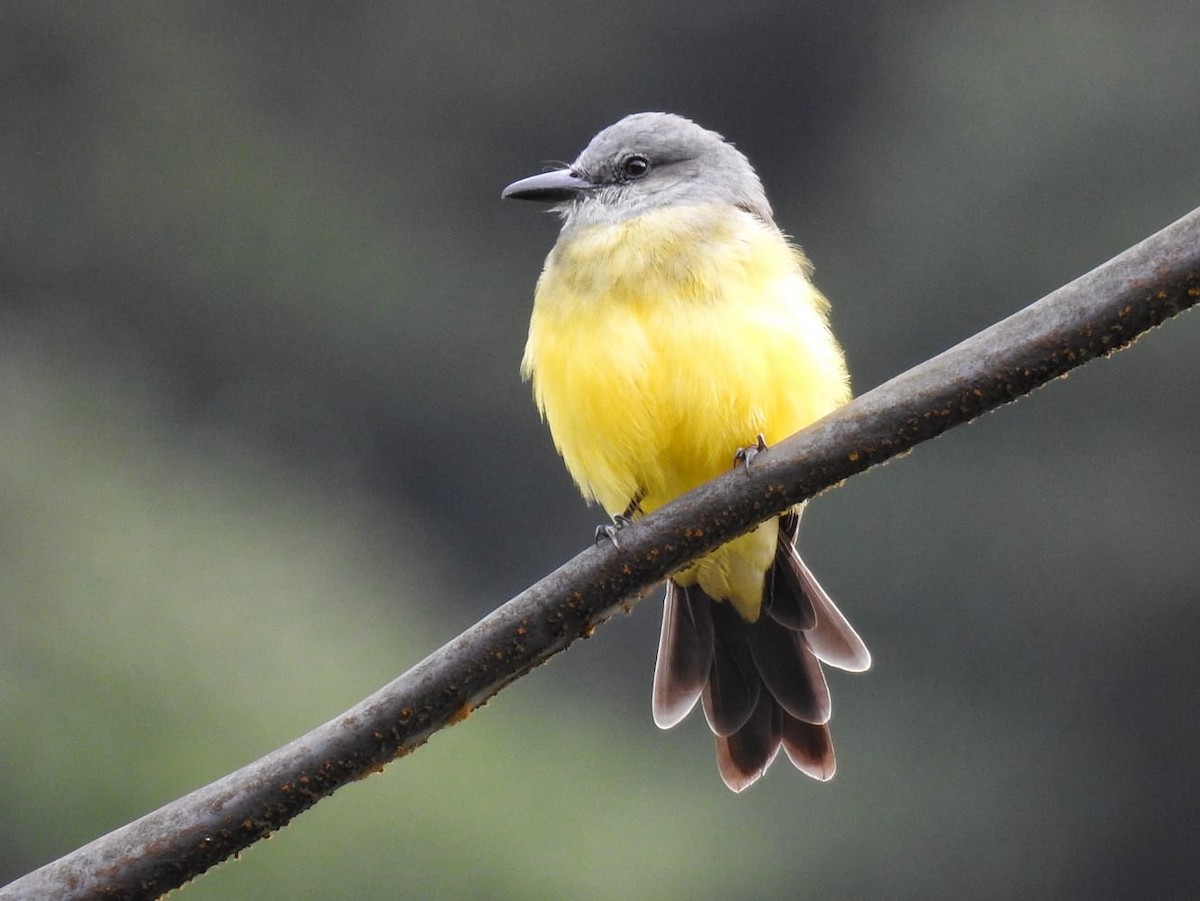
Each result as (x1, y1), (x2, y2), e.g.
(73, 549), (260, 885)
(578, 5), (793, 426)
(502, 112), (774, 231)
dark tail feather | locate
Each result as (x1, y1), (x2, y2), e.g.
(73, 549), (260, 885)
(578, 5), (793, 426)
(748, 618), (831, 724)
(776, 512), (871, 673)
(715, 689), (782, 793)
(702, 601), (761, 735)
(781, 718), (836, 782)
(764, 552), (817, 630)
(652, 582), (715, 728)
(652, 513), (869, 791)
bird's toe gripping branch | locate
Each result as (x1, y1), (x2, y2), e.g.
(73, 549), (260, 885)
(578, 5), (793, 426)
(595, 514), (634, 549)
(734, 434), (770, 470)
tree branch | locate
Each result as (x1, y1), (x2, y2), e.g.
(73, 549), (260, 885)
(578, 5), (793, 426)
(5, 206), (1198, 900)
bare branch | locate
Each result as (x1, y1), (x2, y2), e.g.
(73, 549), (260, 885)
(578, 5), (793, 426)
(4, 206), (1198, 900)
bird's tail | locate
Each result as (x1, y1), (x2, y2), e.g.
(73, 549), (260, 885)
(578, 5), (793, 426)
(651, 512), (871, 791)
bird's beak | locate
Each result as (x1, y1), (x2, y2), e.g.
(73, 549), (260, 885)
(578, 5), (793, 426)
(501, 169), (596, 202)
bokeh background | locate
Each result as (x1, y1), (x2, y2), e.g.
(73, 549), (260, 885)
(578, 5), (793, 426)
(3, 2), (1199, 898)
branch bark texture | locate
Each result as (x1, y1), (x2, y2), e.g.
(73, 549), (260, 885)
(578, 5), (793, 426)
(4, 206), (1199, 900)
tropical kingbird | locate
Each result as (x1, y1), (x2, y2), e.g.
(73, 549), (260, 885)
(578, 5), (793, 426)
(503, 112), (870, 791)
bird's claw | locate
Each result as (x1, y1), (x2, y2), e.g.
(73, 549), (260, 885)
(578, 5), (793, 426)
(734, 434), (769, 470)
(595, 514), (633, 549)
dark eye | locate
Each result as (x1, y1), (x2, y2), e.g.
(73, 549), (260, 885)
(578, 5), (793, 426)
(620, 154), (650, 180)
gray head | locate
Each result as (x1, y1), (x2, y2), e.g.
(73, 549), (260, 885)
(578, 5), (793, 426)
(502, 112), (773, 230)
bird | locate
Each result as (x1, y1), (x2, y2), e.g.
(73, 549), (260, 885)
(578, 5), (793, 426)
(502, 112), (870, 791)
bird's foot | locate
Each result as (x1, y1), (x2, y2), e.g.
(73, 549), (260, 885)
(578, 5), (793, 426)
(734, 434), (769, 470)
(595, 514), (633, 549)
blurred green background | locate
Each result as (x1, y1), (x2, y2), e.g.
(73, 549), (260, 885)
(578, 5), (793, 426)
(3, 2), (1199, 898)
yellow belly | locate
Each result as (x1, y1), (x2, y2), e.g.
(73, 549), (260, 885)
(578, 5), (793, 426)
(522, 204), (849, 619)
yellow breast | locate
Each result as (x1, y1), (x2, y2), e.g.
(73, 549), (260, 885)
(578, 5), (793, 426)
(522, 203), (849, 617)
